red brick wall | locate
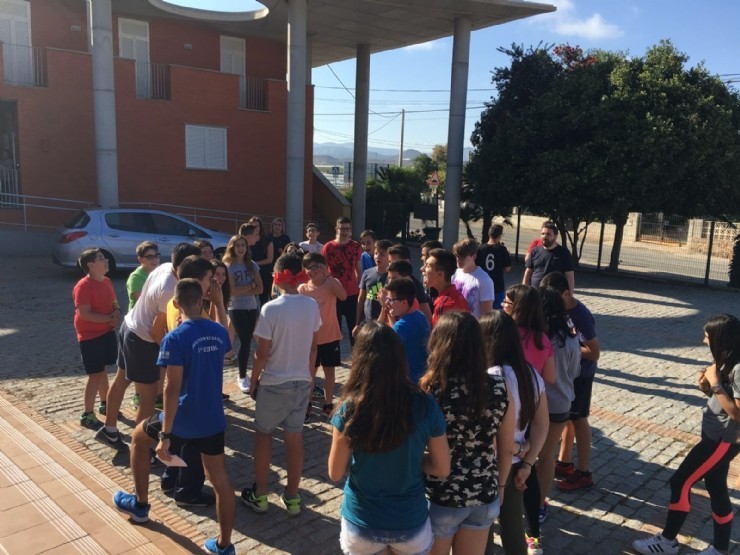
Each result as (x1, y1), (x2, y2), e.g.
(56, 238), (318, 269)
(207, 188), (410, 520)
(30, 0), (88, 52)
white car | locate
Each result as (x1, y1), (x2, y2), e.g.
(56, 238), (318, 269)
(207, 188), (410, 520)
(52, 208), (233, 272)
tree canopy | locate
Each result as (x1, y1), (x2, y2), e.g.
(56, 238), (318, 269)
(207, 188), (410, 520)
(466, 40), (740, 270)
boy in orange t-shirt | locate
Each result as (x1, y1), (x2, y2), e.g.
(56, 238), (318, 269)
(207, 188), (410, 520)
(73, 248), (121, 430)
(298, 252), (347, 417)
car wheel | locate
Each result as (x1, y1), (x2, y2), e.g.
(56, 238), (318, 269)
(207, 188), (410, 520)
(214, 248), (226, 260)
(101, 250), (117, 274)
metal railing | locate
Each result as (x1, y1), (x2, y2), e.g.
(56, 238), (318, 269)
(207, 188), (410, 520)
(239, 75), (266, 110)
(134, 61), (170, 100)
(2, 43), (47, 87)
(0, 193), (95, 231)
(0, 168), (19, 208)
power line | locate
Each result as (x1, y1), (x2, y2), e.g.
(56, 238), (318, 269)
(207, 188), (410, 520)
(315, 105), (487, 116)
(326, 64), (394, 119)
(315, 85), (494, 93)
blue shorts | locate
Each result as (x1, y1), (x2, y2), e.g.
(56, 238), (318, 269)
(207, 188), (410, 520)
(429, 498), (501, 538)
(340, 517), (432, 555)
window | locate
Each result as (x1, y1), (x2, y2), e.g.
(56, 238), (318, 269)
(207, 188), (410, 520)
(185, 125), (227, 170)
(105, 212), (152, 233)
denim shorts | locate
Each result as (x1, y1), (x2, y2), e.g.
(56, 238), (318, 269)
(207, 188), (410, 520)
(254, 380), (311, 433)
(339, 517), (432, 555)
(429, 497), (501, 538)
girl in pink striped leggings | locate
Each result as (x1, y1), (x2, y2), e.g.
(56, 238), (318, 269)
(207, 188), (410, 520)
(633, 314), (740, 555)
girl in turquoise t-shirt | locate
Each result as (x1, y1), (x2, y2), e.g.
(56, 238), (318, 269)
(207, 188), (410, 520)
(329, 321), (450, 555)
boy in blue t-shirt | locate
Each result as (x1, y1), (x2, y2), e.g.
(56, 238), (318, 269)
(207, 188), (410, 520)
(113, 279), (235, 555)
(385, 278), (430, 384)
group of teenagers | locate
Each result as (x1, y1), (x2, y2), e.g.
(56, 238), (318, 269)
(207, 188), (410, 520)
(68, 216), (739, 555)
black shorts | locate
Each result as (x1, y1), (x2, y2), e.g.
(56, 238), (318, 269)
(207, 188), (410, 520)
(142, 414), (225, 456)
(549, 411), (571, 424)
(569, 375), (594, 420)
(79, 331), (118, 375)
(315, 340), (341, 368)
(116, 320), (160, 385)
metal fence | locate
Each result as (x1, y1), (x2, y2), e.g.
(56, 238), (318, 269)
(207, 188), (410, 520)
(239, 76), (266, 111)
(0, 168), (19, 207)
(134, 62), (170, 100)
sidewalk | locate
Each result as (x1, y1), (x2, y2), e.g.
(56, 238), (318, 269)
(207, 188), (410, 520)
(0, 255), (738, 554)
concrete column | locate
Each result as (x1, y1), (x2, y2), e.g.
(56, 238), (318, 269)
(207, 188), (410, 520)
(352, 44), (370, 238)
(285, 0), (308, 241)
(90, 0), (119, 207)
(442, 17), (471, 248)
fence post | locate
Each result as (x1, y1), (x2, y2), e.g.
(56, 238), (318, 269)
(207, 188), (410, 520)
(704, 220), (715, 287)
(515, 208), (521, 262)
(597, 221), (605, 271)
(22, 195), (27, 231)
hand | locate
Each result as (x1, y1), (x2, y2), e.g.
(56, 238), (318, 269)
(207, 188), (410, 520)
(155, 439), (171, 462)
(110, 310), (122, 329)
(209, 277), (224, 306)
(704, 363), (721, 387)
(521, 438), (531, 458)
(249, 380), (259, 401)
(514, 463), (531, 490)
(352, 325), (361, 338)
(698, 368), (711, 394)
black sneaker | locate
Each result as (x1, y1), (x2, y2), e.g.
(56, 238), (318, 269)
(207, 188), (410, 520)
(80, 412), (103, 431)
(175, 490), (216, 507)
(94, 427), (128, 451)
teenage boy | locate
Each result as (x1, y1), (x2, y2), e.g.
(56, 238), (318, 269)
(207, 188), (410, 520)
(242, 254), (321, 516)
(423, 248), (470, 327)
(113, 279), (235, 555)
(298, 222), (323, 254)
(358, 229), (377, 273)
(385, 277), (430, 384)
(451, 238), (495, 320)
(323, 217), (362, 344)
(540, 271), (600, 492)
(299, 252), (347, 417)
(387, 244), (432, 323)
(194, 240), (215, 261)
(73, 248), (121, 430)
(127, 241), (160, 310)
(353, 239), (392, 336)
(420, 240), (443, 309)
(96, 242), (201, 450)
(476, 224), (512, 309)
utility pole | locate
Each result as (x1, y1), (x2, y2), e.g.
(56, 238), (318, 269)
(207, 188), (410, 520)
(398, 108), (405, 167)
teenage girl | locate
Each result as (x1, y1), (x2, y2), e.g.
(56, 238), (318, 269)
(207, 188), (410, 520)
(223, 235), (263, 394)
(633, 314), (740, 555)
(248, 216), (274, 306)
(480, 311), (549, 555)
(328, 321), (451, 555)
(421, 311), (515, 555)
(535, 287), (581, 521)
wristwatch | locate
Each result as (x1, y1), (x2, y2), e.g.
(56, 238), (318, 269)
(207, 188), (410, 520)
(158, 431), (172, 440)
(709, 384), (723, 395)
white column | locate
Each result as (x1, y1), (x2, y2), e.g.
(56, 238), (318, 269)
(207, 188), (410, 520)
(90, 0), (119, 207)
(285, 0), (308, 241)
(352, 44), (370, 238)
(442, 18), (471, 248)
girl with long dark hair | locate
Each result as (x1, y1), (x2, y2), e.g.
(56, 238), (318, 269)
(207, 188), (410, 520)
(633, 314), (740, 555)
(421, 311), (514, 555)
(480, 311), (549, 555)
(329, 321), (451, 555)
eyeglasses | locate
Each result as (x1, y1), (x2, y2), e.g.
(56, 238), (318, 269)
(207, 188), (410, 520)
(338, 226), (351, 231)
(305, 264), (323, 271)
(143, 253), (161, 260)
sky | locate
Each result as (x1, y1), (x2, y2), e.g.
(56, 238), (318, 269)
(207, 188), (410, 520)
(169, 0), (740, 153)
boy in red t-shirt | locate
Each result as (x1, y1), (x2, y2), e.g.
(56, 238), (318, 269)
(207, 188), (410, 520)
(73, 248), (121, 430)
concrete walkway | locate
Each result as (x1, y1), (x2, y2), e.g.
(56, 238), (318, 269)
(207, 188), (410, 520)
(0, 255), (738, 554)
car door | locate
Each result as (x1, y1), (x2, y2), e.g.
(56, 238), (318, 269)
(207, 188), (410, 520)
(151, 213), (212, 259)
(101, 211), (156, 266)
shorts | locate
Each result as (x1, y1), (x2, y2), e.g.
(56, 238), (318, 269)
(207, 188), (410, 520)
(340, 517), (432, 555)
(315, 340), (341, 368)
(79, 331), (118, 374)
(254, 380), (311, 433)
(429, 498), (501, 538)
(549, 411), (571, 424)
(569, 375), (594, 420)
(142, 414), (225, 456)
(116, 320), (160, 384)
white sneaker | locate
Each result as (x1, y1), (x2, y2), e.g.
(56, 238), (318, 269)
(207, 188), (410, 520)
(632, 533), (679, 554)
(696, 547), (722, 555)
(238, 377), (250, 393)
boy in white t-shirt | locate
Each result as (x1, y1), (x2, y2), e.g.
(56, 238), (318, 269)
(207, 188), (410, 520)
(451, 238), (495, 320)
(241, 254), (321, 517)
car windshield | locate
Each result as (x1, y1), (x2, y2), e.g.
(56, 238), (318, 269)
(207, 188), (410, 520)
(64, 211), (90, 229)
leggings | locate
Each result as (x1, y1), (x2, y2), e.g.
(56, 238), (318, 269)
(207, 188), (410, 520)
(662, 435), (739, 551)
(229, 308), (259, 378)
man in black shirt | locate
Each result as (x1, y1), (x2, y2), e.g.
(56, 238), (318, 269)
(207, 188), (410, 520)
(523, 221), (575, 291)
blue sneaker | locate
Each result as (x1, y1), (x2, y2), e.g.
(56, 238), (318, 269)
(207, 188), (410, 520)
(538, 501), (549, 523)
(204, 537), (235, 555)
(113, 491), (149, 523)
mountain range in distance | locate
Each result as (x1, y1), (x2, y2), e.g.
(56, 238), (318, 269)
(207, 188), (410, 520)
(313, 141), (473, 165)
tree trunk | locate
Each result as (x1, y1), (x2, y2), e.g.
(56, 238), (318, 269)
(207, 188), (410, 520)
(608, 214), (628, 272)
(729, 233), (740, 288)
(481, 209), (493, 244)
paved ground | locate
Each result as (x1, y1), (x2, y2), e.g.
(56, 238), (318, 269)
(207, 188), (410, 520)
(1, 255), (739, 554)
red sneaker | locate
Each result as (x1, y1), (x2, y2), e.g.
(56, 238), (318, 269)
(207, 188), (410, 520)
(558, 469), (593, 492)
(554, 460), (575, 479)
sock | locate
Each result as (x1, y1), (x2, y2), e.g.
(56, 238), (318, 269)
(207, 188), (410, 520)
(104, 425), (118, 433)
